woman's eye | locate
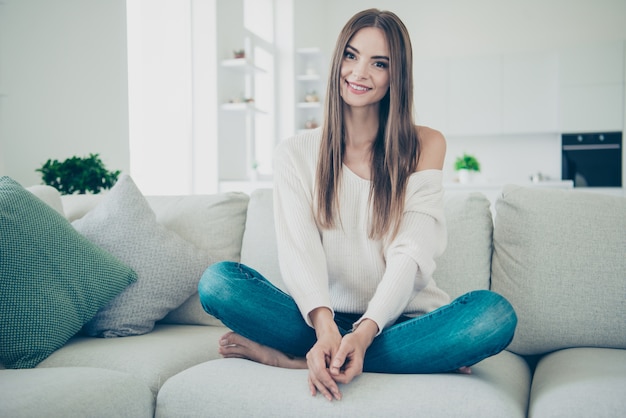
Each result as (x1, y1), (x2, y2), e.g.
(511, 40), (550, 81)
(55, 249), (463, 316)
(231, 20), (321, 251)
(344, 52), (356, 60)
(374, 61), (388, 69)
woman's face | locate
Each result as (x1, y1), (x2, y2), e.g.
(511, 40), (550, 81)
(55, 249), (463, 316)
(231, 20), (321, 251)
(340, 27), (390, 109)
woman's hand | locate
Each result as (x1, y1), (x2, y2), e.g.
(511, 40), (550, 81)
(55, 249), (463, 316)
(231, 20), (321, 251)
(307, 307), (342, 401)
(306, 330), (343, 401)
(329, 319), (378, 385)
(306, 311), (379, 401)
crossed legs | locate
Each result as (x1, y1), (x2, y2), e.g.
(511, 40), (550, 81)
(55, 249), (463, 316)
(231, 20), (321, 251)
(199, 261), (516, 374)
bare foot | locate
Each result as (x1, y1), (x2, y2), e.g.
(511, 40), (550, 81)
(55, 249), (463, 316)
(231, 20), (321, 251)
(219, 332), (307, 369)
(457, 366), (472, 375)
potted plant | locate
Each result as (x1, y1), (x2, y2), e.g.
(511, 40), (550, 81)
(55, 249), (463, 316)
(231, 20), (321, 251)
(454, 153), (481, 184)
(36, 153), (121, 195)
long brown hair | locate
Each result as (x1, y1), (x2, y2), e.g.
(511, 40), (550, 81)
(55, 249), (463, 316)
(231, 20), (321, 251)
(315, 9), (419, 240)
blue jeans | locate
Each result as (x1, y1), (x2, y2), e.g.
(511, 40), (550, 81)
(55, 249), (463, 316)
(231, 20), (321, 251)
(198, 261), (517, 373)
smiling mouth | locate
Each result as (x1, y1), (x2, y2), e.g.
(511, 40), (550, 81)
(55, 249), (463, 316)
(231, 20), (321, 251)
(347, 81), (370, 92)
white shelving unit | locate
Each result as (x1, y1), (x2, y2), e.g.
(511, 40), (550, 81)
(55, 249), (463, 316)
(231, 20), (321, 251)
(219, 57), (265, 106)
(218, 56), (267, 184)
(295, 48), (325, 133)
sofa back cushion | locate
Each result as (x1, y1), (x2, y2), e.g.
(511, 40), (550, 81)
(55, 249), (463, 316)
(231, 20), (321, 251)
(26, 185), (65, 216)
(152, 192), (250, 326)
(435, 192), (493, 297)
(240, 189), (286, 291)
(240, 189), (493, 299)
(491, 185), (626, 356)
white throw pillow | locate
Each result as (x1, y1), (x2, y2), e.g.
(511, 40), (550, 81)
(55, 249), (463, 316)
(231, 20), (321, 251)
(73, 175), (210, 337)
(492, 185), (626, 355)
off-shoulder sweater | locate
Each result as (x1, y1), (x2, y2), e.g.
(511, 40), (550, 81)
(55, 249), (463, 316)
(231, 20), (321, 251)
(273, 128), (451, 333)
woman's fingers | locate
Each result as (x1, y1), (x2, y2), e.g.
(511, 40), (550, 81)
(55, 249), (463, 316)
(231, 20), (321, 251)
(308, 371), (342, 401)
(306, 350), (341, 400)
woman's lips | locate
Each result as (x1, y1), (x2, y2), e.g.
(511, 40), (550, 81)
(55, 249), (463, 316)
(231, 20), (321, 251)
(346, 81), (371, 94)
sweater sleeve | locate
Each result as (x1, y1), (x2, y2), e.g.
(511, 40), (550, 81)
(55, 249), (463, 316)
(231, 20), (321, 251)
(357, 170), (447, 333)
(272, 138), (333, 327)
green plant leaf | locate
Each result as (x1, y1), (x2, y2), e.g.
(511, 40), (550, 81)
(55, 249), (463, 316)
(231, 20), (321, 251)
(36, 153), (120, 195)
(454, 153), (481, 172)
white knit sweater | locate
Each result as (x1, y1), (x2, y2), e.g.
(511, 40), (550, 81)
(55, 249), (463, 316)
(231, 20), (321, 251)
(273, 128), (451, 333)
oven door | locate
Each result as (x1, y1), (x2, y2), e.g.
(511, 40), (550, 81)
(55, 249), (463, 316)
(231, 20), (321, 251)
(562, 132), (622, 187)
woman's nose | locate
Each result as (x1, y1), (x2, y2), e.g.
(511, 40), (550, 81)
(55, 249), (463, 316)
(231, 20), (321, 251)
(352, 62), (367, 79)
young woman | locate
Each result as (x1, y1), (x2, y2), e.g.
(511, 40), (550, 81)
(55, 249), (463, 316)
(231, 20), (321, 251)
(199, 8), (517, 402)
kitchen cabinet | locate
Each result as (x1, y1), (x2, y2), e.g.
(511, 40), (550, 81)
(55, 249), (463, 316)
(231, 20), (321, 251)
(502, 52), (559, 133)
(414, 40), (624, 137)
(559, 84), (624, 132)
(447, 56), (502, 135)
(559, 41), (624, 85)
(414, 58), (447, 131)
(444, 52), (560, 136)
(558, 40), (625, 132)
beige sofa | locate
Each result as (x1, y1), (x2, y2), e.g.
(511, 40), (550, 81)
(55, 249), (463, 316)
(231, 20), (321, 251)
(1, 177), (624, 417)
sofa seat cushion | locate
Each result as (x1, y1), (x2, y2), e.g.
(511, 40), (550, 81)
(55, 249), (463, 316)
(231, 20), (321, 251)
(0, 367), (154, 418)
(36, 324), (228, 395)
(492, 186), (626, 356)
(240, 189), (494, 298)
(528, 347), (626, 418)
(156, 350), (531, 418)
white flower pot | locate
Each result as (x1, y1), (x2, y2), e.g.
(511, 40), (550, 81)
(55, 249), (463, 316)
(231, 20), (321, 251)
(458, 169), (477, 184)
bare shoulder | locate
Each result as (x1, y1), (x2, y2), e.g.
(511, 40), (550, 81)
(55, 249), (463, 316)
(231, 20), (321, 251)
(416, 125), (446, 171)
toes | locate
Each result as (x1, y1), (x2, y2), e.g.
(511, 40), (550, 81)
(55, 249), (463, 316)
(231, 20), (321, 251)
(219, 331), (238, 346)
(220, 332), (255, 348)
(457, 366), (472, 375)
(219, 342), (248, 358)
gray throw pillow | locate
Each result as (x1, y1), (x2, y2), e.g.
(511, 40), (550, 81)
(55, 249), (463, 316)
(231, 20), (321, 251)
(73, 175), (210, 337)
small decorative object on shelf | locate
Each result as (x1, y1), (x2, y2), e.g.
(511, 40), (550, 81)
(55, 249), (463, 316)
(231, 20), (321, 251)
(295, 47), (324, 135)
(304, 90), (319, 103)
(226, 97), (254, 104)
(233, 49), (245, 59)
(454, 153), (481, 184)
(304, 118), (319, 129)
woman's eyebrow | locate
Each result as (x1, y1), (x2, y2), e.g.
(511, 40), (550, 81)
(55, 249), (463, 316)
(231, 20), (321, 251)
(346, 44), (389, 61)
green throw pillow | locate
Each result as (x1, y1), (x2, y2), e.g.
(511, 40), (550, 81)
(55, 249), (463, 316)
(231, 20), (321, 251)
(0, 177), (137, 368)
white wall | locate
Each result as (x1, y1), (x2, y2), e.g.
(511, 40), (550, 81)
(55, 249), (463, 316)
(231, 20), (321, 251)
(0, 0), (130, 188)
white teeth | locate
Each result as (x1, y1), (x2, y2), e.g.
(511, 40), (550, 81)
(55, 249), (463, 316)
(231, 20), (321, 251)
(349, 82), (368, 91)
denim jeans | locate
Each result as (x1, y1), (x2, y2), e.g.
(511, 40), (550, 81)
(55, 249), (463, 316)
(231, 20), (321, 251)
(198, 261), (517, 373)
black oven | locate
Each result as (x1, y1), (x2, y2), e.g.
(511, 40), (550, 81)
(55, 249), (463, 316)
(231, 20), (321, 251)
(562, 132), (622, 187)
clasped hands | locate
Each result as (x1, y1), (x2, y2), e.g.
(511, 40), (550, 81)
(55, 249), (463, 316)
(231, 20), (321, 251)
(306, 308), (378, 401)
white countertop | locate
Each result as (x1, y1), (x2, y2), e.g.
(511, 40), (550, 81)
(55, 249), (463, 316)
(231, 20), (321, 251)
(444, 180), (574, 190)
